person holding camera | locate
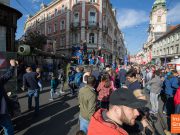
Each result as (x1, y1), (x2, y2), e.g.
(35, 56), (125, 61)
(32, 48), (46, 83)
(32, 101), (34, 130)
(87, 88), (147, 135)
(0, 59), (16, 135)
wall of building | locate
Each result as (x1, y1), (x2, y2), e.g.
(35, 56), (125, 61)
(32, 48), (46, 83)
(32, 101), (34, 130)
(152, 27), (180, 62)
(24, 0), (126, 63)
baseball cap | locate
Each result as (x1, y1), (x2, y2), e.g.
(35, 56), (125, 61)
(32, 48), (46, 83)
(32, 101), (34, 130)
(109, 88), (147, 109)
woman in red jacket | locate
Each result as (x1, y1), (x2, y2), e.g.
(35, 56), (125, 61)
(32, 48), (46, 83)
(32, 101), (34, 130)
(97, 73), (115, 109)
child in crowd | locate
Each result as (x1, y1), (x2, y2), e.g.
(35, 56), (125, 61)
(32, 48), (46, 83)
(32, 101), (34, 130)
(49, 74), (59, 101)
(36, 67), (43, 91)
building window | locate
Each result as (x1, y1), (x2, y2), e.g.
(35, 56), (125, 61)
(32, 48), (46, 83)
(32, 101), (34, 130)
(90, 0), (96, 3)
(171, 46), (174, 54)
(74, 12), (79, 23)
(89, 33), (95, 43)
(54, 22), (58, 32)
(74, 0), (79, 4)
(171, 36), (174, 42)
(60, 20), (65, 30)
(176, 33), (179, 40)
(55, 9), (58, 16)
(167, 47), (169, 54)
(48, 25), (51, 34)
(60, 36), (66, 47)
(176, 45), (179, 54)
(157, 16), (161, 22)
(167, 38), (170, 44)
(62, 5), (65, 12)
(89, 11), (96, 24)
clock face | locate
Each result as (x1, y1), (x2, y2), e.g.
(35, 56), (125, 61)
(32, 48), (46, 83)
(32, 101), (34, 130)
(156, 25), (162, 31)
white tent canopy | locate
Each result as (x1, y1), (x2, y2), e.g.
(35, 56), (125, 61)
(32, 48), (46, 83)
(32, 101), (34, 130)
(167, 58), (180, 65)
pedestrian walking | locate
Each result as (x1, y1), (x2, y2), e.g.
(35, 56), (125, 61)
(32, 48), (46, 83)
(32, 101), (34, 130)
(57, 67), (65, 95)
(49, 74), (59, 101)
(146, 70), (162, 114)
(23, 67), (40, 116)
(78, 75), (97, 134)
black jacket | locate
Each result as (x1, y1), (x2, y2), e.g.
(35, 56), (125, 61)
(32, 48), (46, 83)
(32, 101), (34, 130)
(0, 67), (15, 113)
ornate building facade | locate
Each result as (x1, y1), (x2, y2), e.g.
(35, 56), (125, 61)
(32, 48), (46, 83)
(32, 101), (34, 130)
(143, 0), (167, 64)
(24, 0), (126, 63)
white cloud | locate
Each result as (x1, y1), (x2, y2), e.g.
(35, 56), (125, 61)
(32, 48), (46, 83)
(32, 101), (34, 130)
(117, 9), (149, 29)
(167, 2), (180, 24)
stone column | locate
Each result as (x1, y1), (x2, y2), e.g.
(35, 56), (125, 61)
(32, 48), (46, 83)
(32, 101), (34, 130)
(0, 26), (6, 51)
(98, 0), (102, 48)
(81, 0), (86, 41)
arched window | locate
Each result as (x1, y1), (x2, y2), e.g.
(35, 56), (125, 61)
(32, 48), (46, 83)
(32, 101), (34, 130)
(74, 12), (79, 23)
(60, 20), (65, 30)
(89, 33), (95, 43)
(88, 9), (96, 25)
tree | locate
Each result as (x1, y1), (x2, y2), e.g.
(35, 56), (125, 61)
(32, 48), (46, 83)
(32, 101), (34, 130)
(25, 31), (47, 50)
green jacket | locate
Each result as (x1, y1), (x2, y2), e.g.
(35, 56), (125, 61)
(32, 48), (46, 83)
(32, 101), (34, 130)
(78, 85), (97, 121)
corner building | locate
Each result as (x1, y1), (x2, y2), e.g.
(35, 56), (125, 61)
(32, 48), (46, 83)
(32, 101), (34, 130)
(24, 0), (126, 64)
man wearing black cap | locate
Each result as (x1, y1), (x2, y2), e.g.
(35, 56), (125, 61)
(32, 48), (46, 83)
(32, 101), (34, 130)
(88, 88), (147, 135)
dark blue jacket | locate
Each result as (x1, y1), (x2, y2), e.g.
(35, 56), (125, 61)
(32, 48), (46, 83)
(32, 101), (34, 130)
(128, 80), (141, 91)
(23, 72), (39, 90)
(163, 76), (179, 96)
(118, 69), (126, 84)
(0, 67), (15, 112)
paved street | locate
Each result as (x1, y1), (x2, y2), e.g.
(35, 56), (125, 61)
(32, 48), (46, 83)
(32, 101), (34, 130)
(13, 85), (79, 135)
(12, 84), (169, 135)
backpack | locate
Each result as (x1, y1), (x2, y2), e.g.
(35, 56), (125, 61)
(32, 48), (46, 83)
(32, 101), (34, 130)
(74, 72), (83, 87)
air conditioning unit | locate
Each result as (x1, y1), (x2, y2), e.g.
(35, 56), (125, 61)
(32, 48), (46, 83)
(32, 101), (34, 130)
(18, 44), (31, 55)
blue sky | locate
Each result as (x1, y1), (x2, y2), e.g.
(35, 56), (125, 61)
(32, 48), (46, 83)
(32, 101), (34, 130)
(11, 0), (180, 54)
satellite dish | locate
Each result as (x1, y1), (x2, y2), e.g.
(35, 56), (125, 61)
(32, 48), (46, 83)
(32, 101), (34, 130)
(18, 44), (31, 55)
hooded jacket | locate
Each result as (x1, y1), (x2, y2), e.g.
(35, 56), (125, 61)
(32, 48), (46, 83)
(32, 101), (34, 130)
(88, 109), (128, 135)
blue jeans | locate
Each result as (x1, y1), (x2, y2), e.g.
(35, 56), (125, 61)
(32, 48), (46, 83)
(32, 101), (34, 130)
(78, 59), (83, 65)
(28, 89), (40, 114)
(0, 114), (14, 135)
(150, 92), (159, 113)
(175, 104), (180, 113)
(79, 115), (89, 134)
(163, 94), (174, 115)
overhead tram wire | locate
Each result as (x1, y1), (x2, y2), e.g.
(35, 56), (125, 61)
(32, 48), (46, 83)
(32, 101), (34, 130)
(15, 0), (33, 15)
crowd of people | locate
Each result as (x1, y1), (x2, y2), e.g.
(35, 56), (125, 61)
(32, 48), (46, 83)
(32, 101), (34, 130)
(75, 63), (180, 135)
(1, 58), (180, 135)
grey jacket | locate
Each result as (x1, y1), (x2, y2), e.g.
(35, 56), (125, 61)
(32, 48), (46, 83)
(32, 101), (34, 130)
(147, 75), (162, 94)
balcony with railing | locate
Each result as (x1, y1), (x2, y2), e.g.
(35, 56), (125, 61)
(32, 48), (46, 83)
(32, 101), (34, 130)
(86, 21), (99, 29)
(70, 22), (81, 30)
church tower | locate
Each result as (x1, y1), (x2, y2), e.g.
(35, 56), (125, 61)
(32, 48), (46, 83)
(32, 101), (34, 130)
(148, 0), (167, 42)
